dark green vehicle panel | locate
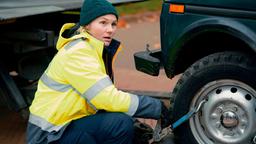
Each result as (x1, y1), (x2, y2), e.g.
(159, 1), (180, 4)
(165, 0), (256, 11)
(133, 0), (256, 143)
(160, 1), (256, 78)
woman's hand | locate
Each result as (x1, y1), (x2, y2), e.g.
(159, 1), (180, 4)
(136, 118), (157, 129)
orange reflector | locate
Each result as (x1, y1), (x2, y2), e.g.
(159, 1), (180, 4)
(169, 4), (185, 13)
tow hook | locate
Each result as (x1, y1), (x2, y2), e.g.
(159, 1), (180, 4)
(153, 99), (207, 142)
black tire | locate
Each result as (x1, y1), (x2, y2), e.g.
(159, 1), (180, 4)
(171, 51), (256, 144)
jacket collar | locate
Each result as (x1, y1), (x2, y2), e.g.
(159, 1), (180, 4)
(81, 31), (105, 58)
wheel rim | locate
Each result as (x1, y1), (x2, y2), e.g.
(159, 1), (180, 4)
(190, 79), (256, 144)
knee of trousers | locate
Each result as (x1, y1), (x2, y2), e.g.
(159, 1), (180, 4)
(109, 113), (134, 136)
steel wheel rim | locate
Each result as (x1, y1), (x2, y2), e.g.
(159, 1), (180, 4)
(189, 79), (256, 144)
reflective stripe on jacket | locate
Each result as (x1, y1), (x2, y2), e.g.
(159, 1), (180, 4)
(27, 23), (161, 144)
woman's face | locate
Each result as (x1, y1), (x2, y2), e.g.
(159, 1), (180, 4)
(86, 14), (118, 46)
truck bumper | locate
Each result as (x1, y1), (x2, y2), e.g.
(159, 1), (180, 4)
(134, 49), (161, 76)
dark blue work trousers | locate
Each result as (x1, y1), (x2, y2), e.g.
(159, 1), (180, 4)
(52, 112), (134, 144)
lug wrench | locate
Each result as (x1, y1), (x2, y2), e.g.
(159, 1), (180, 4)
(153, 99), (207, 142)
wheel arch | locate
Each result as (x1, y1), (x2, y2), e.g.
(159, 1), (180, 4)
(165, 18), (256, 77)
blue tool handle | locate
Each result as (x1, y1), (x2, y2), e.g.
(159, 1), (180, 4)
(172, 109), (195, 129)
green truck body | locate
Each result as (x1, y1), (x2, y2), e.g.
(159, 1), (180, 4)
(134, 0), (256, 143)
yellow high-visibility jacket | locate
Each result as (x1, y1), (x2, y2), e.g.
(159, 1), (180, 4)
(27, 23), (161, 144)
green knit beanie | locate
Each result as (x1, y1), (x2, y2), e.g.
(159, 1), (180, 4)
(79, 0), (119, 26)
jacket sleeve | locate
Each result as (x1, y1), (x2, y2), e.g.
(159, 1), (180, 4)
(62, 45), (161, 119)
(134, 95), (161, 119)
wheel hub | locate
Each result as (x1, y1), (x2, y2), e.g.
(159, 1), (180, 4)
(220, 111), (239, 128)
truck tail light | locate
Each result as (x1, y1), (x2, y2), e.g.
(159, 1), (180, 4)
(169, 4), (185, 13)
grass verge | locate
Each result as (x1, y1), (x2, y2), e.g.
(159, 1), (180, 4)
(116, 0), (162, 16)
